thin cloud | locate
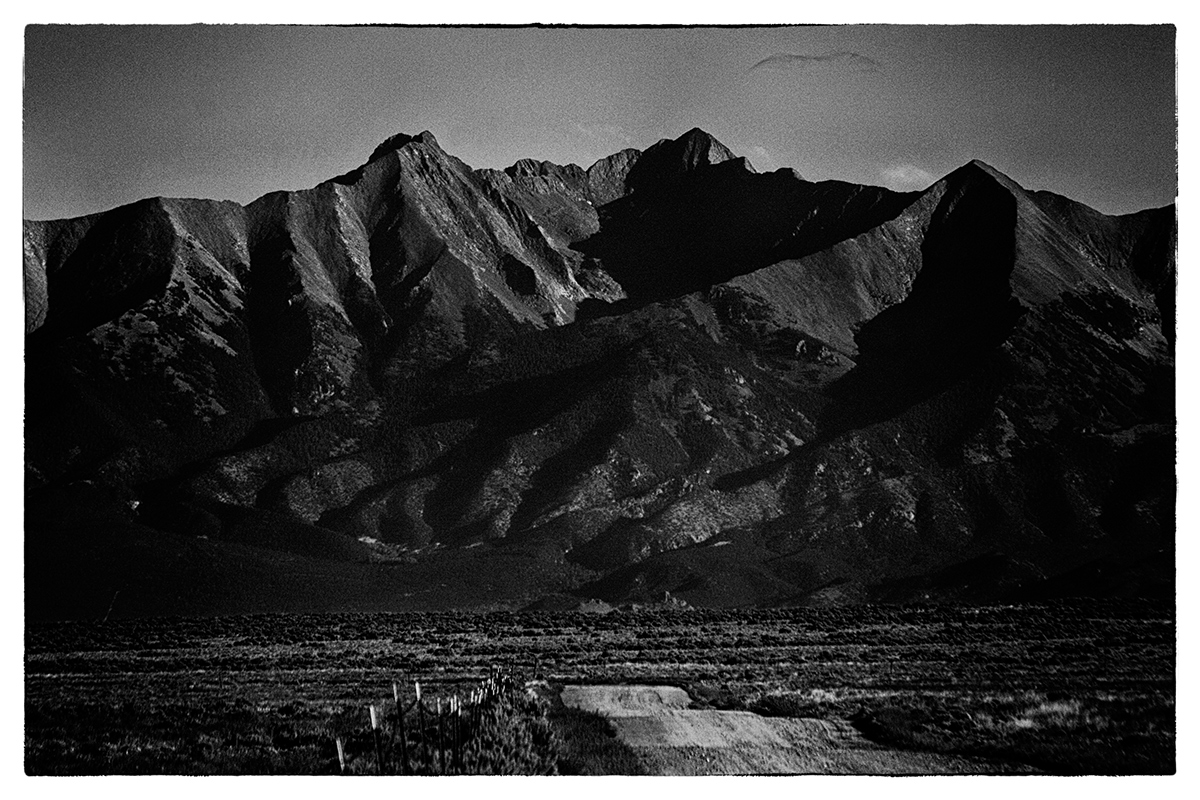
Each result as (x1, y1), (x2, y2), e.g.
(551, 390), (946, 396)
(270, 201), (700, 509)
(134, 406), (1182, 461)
(750, 51), (881, 72)
(880, 164), (936, 192)
(748, 145), (777, 172)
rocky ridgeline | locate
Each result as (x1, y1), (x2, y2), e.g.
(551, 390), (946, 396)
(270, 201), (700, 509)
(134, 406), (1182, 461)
(24, 128), (1175, 617)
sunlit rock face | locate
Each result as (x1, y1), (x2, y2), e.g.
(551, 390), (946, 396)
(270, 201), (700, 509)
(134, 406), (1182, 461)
(24, 128), (1174, 617)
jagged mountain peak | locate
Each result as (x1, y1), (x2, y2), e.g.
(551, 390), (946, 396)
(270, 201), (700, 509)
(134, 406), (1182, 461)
(671, 127), (738, 163)
(921, 156), (1174, 310)
(938, 158), (1029, 199)
(367, 129), (441, 163)
(506, 158), (564, 178)
(626, 127), (739, 193)
(23, 126), (1175, 617)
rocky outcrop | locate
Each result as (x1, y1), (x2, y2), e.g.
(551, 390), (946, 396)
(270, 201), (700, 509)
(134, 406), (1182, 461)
(24, 128), (1175, 617)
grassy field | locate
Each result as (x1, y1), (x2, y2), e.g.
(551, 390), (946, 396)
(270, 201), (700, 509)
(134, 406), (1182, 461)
(25, 599), (1173, 774)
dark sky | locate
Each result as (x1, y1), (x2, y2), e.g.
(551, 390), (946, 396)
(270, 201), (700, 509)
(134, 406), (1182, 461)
(23, 24), (1176, 220)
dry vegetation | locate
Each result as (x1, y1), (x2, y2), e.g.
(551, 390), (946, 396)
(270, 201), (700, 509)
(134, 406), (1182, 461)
(25, 599), (1173, 774)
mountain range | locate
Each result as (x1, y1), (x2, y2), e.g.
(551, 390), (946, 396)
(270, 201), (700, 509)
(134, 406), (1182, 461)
(24, 128), (1175, 619)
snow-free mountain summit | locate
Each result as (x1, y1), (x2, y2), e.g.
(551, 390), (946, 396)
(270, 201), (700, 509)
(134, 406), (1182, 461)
(24, 129), (1175, 618)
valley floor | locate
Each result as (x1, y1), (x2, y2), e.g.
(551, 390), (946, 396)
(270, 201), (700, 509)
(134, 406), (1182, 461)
(24, 600), (1174, 775)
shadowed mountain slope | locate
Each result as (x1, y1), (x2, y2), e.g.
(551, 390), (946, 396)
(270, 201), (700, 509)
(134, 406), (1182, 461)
(24, 129), (1174, 619)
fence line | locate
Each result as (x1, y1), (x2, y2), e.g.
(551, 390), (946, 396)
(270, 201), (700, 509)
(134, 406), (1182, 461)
(338, 664), (527, 775)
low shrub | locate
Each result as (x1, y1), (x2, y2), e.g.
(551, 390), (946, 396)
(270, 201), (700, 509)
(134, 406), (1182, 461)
(546, 703), (646, 775)
(849, 691), (1174, 775)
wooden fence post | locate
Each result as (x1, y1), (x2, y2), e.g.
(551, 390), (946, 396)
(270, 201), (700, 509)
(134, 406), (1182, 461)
(369, 704), (386, 775)
(437, 696), (446, 774)
(394, 682), (409, 775)
(416, 681), (430, 771)
(452, 695), (461, 772)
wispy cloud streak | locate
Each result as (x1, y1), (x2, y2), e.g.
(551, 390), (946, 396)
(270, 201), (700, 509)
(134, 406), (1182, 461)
(880, 164), (935, 192)
(750, 51), (881, 72)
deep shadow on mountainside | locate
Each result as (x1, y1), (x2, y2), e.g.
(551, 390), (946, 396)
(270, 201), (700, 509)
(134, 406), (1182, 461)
(24, 128), (1175, 620)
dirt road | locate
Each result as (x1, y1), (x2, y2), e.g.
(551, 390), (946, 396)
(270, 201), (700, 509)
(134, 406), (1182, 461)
(559, 684), (1031, 775)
